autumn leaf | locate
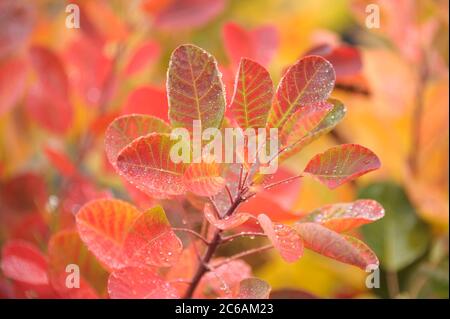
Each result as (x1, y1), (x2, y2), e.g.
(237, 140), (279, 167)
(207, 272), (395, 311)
(237, 278), (271, 299)
(204, 203), (251, 230)
(0, 56), (27, 116)
(230, 58), (274, 129)
(108, 266), (179, 299)
(124, 40), (160, 76)
(257, 214), (303, 263)
(268, 56), (335, 128)
(123, 205), (183, 268)
(121, 86), (169, 122)
(304, 144), (381, 189)
(1, 240), (49, 286)
(167, 44), (226, 131)
(301, 199), (385, 233)
(105, 114), (171, 168)
(116, 133), (187, 198)
(75, 199), (141, 270)
(294, 222), (378, 269)
(183, 160), (225, 196)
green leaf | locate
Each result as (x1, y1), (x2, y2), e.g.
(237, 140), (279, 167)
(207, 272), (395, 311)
(358, 182), (431, 272)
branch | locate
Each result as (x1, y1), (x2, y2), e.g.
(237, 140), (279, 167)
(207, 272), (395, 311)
(212, 244), (274, 269)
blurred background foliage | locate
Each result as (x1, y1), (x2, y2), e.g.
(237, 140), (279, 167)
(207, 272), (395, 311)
(0, 0), (448, 298)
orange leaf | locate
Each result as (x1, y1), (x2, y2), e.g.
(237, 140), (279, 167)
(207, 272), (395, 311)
(304, 144), (381, 189)
(257, 214), (303, 263)
(294, 222), (378, 269)
(183, 161), (225, 196)
(301, 199), (384, 232)
(75, 199), (141, 270)
(123, 205), (182, 268)
(204, 203), (251, 230)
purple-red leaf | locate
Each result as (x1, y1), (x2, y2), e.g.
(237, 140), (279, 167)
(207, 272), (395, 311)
(105, 114), (171, 168)
(230, 58), (274, 129)
(108, 266), (179, 299)
(116, 133), (187, 198)
(294, 222), (378, 269)
(268, 56), (335, 128)
(257, 214), (303, 263)
(75, 199), (141, 270)
(167, 44), (226, 131)
(301, 199), (385, 232)
(304, 144), (381, 189)
(123, 205), (182, 268)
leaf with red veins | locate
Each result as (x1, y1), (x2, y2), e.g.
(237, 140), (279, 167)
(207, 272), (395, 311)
(294, 222), (379, 269)
(1, 240), (49, 286)
(257, 214), (303, 263)
(230, 58), (274, 129)
(167, 44), (226, 131)
(268, 56), (335, 128)
(197, 259), (252, 298)
(237, 278), (271, 299)
(183, 160), (225, 196)
(108, 266), (180, 299)
(301, 199), (385, 233)
(104, 114), (171, 168)
(48, 230), (108, 298)
(116, 133), (188, 198)
(304, 144), (381, 189)
(204, 203), (251, 230)
(124, 205), (182, 268)
(75, 199), (141, 270)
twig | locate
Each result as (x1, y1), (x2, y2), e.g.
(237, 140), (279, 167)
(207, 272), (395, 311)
(172, 228), (210, 245)
(212, 244), (274, 269)
(220, 232), (266, 243)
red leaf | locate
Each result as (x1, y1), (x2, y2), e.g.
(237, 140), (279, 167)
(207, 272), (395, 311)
(0, 56), (27, 115)
(183, 161), (225, 196)
(44, 145), (77, 177)
(257, 214), (303, 263)
(108, 266), (179, 299)
(204, 203), (251, 230)
(1, 240), (49, 286)
(124, 40), (161, 76)
(294, 223), (378, 269)
(237, 278), (271, 299)
(75, 199), (141, 270)
(304, 144), (381, 189)
(223, 22), (279, 68)
(116, 133), (187, 198)
(121, 86), (169, 122)
(301, 199), (385, 232)
(230, 58), (274, 129)
(167, 44), (226, 131)
(48, 230), (108, 298)
(268, 56), (335, 128)
(105, 114), (171, 168)
(198, 259), (252, 298)
(123, 205), (183, 268)
(0, 0), (35, 59)
(153, 0), (225, 31)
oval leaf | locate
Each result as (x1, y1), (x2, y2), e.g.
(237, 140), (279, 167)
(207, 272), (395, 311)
(183, 160), (225, 196)
(301, 199), (385, 232)
(230, 58), (273, 129)
(167, 44), (226, 130)
(105, 114), (171, 168)
(204, 203), (251, 230)
(268, 55), (335, 128)
(237, 278), (271, 299)
(294, 222), (378, 269)
(257, 214), (303, 263)
(123, 205), (182, 268)
(1, 240), (49, 286)
(76, 199), (141, 270)
(108, 266), (179, 299)
(116, 133), (187, 198)
(304, 144), (381, 189)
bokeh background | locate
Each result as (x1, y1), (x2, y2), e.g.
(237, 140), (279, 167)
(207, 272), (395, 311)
(0, 0), (448, 298)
